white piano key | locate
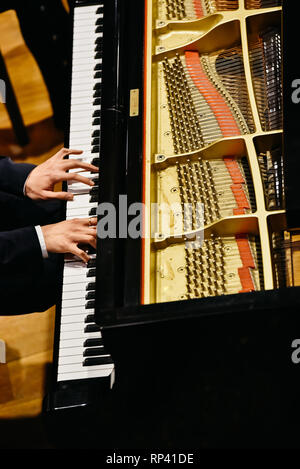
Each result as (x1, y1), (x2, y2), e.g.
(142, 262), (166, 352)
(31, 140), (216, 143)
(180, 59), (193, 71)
(61, 314), (88, 325)
(62, 289), (88, 300)
(66, 209), (96, 220)
(59, 352), (109, 365)
(60, 323), (85, 332)
(60, 329), (99, 341)
(64, 260), (86, 272)
(59, 346), (85, 357)
(66, 204), (96, 214)
(61, 297), (87, 308)
(69, 193), (93, 207)
(57, 367), (113, 382)
(63, 275), (95, 285)
(72, 52), (97, 61)
(71, 95), (97, 104)
(58, 361), (112, 374)
(58, 355), (85, 365)
(60, 333), (101, 348)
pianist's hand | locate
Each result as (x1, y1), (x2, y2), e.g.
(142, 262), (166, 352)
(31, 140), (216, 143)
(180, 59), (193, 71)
(41, 217), (97, 263)
(24, 147), (99, 201)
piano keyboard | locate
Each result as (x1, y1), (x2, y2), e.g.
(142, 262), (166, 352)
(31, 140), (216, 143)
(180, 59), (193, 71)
(56, 2), (114, 383)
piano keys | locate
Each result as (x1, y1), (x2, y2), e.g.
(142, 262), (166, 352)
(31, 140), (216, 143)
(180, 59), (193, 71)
(43, 1), (114, 394)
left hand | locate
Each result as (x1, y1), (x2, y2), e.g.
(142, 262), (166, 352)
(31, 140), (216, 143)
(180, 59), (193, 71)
(25, 147), (99, 201)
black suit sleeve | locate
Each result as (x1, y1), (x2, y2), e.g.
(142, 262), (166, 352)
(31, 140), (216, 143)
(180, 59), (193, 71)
(0, 226), (42, 270)
(0, 156), (35, 196)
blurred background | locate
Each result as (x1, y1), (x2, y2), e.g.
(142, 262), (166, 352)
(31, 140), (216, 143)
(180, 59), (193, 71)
(0, 0), (70, 448)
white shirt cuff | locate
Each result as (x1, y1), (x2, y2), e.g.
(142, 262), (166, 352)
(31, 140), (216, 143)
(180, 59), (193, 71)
(35, 225), (48, 259)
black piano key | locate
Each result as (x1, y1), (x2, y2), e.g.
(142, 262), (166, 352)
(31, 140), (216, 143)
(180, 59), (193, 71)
(95, 18), (103, 26)
(96, 6), (103, 13)
(93, 89), (101, 97)
(86, 282), (96, 291)
(92, 178), (99, 186)
(87, 268), (96, 278)
(93, 110), (101, 118)
(92, 146), (100, 153)
(84, 323), (100, 333)
(93, 118), (100, 126)
(93, 98), (101, 106)
(87, 258), (97, 268)
(86, 290), (95, 300)
(95, 26), (103, 33)
(94, 71), (102, 79)
(93, 82), (101, 90)
(94, 52), (102, 59)
(87, 245), (97, 255)
(83, 347), (107, 357)
(85, 313), (95, 323)
(91, 157), (100, 166)
(83, 357), (114, 367)
(89, 207), (97, 216)
(86, 300), (95, 310)
(94, 63), (102, 70)
(91, 136), (100, 145)
(90, 194), (98, 203)
(94, 44), (103, 52)
(84, 338), (103, 347)
(92, 130), (100, 138)
(89, 186), (99, 196)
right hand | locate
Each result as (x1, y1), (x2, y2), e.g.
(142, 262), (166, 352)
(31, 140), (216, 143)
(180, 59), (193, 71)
(41, 217), (97, 263)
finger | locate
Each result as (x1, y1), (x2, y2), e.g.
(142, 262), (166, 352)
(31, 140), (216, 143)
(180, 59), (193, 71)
(85, 217), (97, 226)
(42, 190), (74, 201)
(64, 173), (95, 186)
(62, 160), (99, 172)
(77, 235), (97, 249)
(57, 148), (83, 159)
(73, 217), (97, 227)
(70, 246), (90, 263)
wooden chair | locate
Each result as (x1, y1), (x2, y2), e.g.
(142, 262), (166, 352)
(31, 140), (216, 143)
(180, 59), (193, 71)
(0, 48), (29, 146)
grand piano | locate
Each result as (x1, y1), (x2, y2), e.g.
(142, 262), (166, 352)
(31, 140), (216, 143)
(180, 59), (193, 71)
(43, 0), (300, 449)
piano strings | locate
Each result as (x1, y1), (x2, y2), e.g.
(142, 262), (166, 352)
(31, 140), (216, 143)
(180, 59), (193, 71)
(163, 0), (238, 21)
(157, 155), (255, 233)
(257, 147), (284, 211)
(249, 27), (282, 132)
(245, 0), (282, 9)
(155, 233), (263, 302)
(162, 47), (253, 154)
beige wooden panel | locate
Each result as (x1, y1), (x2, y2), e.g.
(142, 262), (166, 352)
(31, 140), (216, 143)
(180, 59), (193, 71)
(0, 350), (53, 418)
(0, 10), (52, 129)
